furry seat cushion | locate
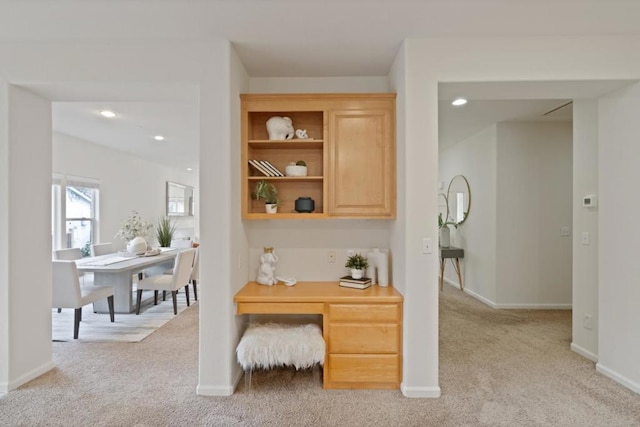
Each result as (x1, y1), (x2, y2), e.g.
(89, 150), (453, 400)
(236, 323), (325, 371)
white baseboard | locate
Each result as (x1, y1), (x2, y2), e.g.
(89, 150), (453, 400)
(570, 342), (598, 362)
(0, 360), (55, 393)
(596, 363), (640, 394)
(443, 278), (572, 310)
(196, 384), (234, 396)
(401, 383), (441, 398)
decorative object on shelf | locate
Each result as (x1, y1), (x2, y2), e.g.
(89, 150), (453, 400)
(275, 276), (297, 287)
(295, 129), (308, 139)
(266, 116), (294, 140)
(285, 160), (308, 177)
(345, 253), (369, 279)
(366, 248), (389, 287)
(294, 197), (315, 213)
(254, 180), (279, 214)
(155, 216), (176, 247)
(339, 275), (372, 289)
(257, 247), (279, 286)
(115, 210), (153, 241)
(127, 236), (147, 255)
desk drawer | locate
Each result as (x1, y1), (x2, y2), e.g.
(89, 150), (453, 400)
(328, 354), (400, 384)
(329, 323), (400, 353)
(328, 303), (400, 322)
(236, 302), (324, 315)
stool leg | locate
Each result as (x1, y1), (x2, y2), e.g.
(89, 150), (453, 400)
(312, 364), (320, 384)
(245, 369), (252, 391)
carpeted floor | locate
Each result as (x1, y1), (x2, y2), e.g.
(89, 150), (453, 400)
(1, 284), (639, 426)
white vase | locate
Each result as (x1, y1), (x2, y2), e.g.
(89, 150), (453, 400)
(127, 236), (147, 255)
(439, 227), (450, 248)
(366, 248), (389, 287)
(350, 268), (364, 279)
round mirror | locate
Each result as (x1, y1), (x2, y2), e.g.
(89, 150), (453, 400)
(447, 175), (471, 226)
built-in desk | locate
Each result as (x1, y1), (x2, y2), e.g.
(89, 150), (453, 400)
(439, 246), (464, 291)
(234, 281), (404, 389)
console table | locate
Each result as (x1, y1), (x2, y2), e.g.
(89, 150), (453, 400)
(233, 281), (403, 389)
(439, 246), (464, 291)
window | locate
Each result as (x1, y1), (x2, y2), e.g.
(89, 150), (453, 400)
(52, 175), (100, 256)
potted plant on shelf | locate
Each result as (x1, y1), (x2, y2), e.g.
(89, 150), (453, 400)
(156, 216), (176, 248)
(254, 180), (280, 214)
(345, 253), (369, 279)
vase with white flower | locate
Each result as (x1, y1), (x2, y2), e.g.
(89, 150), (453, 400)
(115, 210), (153, 255)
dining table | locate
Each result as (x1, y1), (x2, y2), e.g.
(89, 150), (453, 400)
(75, 248), (180, 313)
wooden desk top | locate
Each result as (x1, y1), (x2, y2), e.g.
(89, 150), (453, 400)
(234, 281), (403, 304)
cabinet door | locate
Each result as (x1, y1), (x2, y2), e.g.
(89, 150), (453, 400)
(328, 109), (395, 217)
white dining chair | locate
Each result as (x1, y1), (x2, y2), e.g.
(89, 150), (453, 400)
(90, 242), (114, 257)
(52, 260), (115, 339)
(162, 246), (199, 301)
(136, 248), (196, 315)
(52, 247), (93, 311)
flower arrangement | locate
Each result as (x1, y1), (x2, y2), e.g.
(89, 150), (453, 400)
(115, 210), (153, 241)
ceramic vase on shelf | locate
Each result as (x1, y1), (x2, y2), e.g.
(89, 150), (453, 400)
(439, 227), (450, 248)
(127, 236), (147, 255)
(366, 248), (389, 287)
(265, 203), (278, 214)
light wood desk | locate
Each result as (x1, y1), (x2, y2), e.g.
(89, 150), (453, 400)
(234, 281), (404, 389)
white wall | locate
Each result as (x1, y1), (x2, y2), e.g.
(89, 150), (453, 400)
(496, 122), (572, 307)
(572, 100), (599, 361)
(0, 86), (54, 392)
(249, 77), (389, 93)
(597, 82), (640, 393)
(53, 132), (198, 250)
(439, 124), (497, 303)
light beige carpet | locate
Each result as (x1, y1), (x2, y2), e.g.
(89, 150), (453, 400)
(1, 284), (639, 426)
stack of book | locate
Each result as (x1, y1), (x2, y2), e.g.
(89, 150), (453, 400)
(339, 275), (372, 290)
(248, 160), (284, 177)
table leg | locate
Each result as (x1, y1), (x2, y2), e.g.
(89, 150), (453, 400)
(451, 258), (463, 291)
(439, 258), (445, 291)
(93, 271), (134, 313)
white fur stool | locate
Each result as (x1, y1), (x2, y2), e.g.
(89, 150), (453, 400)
(236, 323), (325, 389)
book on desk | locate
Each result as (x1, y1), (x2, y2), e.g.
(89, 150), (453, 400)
(339, 276), (372, 290)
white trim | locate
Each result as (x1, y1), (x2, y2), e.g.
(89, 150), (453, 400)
(596, 363), (640, 394)
(196, 384), (234, 396)
(444, 278), (572, 310)
(401, 383), (441, 398)
(0, 361), (54, 392)
(570, 342), (598, 362)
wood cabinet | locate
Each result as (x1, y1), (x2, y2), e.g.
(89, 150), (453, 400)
(241, 94), (395, 219)
(326, 302), (402, 389)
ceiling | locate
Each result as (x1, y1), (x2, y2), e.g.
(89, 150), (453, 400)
(4, 1), (639, 166)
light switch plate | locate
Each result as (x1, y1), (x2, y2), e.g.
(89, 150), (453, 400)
(581, 232), (590, 245)
(422, 238), (433, 254)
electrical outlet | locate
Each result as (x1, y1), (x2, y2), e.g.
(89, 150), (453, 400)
(560, 226), (570, 237)
(328, 250), (336, 263)
(583, 314), (593, 330)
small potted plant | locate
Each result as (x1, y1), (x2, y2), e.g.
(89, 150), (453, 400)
(254, 180), (280, 214)
(156, 216), (176, 247)
(345, 253), (369, 279)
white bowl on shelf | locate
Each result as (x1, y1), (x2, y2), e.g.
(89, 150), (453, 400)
(285, 165), (307, 177)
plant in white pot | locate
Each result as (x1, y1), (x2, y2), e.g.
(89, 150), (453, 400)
(345, 253), (369, 279)
(438, 212), (457, 248)
(115, 210), (153, 254)
(254, 180), (280, 214)
(156, 216), (176, 248)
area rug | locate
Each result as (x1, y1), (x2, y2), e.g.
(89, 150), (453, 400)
(52, 289), (196, 343)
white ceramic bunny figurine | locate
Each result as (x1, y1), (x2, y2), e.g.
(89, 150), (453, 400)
(256, 247), (279, 286)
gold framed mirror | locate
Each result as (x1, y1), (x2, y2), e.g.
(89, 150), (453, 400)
(446, 175), (471, 226)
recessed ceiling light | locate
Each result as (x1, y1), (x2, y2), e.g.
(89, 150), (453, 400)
(99, 110), (116, 118)
(154, 135), (165, 141)
(452, 98), (468, 106)
(186, 168), (193, 171)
